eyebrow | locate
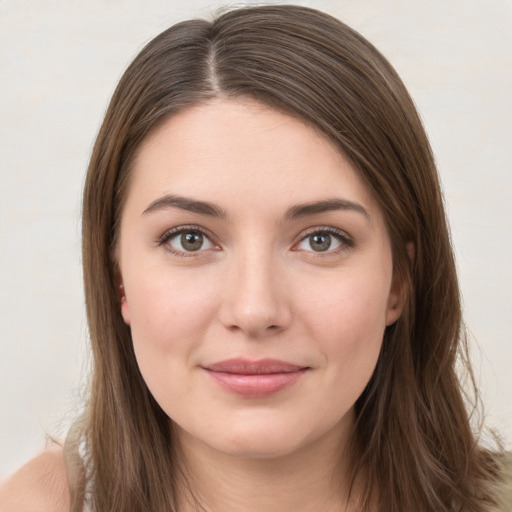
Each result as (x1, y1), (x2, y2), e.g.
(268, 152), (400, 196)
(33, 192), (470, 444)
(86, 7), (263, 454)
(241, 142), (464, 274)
(143, 194), (228, 218)
(283, 198), (370, 221)
(142, 194), (369, 221)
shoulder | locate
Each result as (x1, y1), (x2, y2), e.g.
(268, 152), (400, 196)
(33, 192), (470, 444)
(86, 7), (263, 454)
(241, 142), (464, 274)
(0, 446), (71, 512)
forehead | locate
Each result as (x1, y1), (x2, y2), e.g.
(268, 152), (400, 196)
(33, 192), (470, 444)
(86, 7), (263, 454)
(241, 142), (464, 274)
(127, 99), (379, 220)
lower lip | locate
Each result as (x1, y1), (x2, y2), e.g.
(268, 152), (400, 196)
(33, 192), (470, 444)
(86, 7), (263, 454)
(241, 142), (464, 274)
(204, 369), (308, 398)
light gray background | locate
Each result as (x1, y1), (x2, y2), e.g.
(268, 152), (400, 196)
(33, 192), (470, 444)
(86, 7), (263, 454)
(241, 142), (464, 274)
(1, 0), (511, 478)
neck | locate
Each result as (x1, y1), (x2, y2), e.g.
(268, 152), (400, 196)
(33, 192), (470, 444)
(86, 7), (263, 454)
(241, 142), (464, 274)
(174, 415), (361, 512)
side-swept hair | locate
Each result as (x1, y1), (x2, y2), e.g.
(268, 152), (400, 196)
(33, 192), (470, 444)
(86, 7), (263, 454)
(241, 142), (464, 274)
(77, 5), (500, 511)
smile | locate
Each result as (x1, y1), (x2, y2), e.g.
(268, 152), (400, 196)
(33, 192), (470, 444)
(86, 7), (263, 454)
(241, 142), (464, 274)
(202, 358), (310, 398)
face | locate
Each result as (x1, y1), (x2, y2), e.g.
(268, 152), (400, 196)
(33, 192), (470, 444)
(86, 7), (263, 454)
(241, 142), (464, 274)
(118, 99), (403, 460)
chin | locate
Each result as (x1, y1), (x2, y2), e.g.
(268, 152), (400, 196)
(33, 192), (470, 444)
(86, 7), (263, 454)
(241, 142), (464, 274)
(197, 417), (326, 461)
(213, 434), (307, 460)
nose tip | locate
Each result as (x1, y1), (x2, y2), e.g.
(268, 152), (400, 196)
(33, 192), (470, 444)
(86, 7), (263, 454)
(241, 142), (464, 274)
(219, 257), (291, 338)
(225, 307), (286, 338)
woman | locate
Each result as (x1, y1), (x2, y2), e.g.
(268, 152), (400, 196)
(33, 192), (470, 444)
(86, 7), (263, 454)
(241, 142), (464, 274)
(0, 4), (509, 511)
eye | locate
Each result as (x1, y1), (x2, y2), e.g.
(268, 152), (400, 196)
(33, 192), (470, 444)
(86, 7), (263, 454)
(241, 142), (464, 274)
(160, 227), (216, 255)
(296, 228), (352, 253)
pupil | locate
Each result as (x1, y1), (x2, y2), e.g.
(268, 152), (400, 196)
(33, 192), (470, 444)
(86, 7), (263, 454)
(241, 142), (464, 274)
(181, 232), (203, 251)
(310, 234), (331, 252)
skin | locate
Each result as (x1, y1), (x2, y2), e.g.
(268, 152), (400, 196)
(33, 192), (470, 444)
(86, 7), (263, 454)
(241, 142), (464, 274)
(0, 98), (404, 511)
(117, 99), (404, 511)
(0, 446), (70, 512)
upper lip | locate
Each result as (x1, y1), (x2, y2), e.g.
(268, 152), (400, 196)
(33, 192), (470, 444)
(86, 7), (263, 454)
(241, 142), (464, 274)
(203, 358), (308, 375)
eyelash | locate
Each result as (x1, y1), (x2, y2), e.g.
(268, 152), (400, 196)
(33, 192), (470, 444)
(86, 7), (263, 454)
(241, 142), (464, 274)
(158, 225), (218, 258)
(297, 226), (355, 255)
(157, 225), (354, 257)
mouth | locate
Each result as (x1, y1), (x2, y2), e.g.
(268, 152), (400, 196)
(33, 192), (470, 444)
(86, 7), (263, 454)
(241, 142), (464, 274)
(202, 358), (310, 398)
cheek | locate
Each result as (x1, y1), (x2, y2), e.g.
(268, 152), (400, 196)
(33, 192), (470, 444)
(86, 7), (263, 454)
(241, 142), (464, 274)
(123, 268), (220, 404)
(127, 268), (219, 345)
(297, 268), (391, 388)
(301, 267), (390, 337)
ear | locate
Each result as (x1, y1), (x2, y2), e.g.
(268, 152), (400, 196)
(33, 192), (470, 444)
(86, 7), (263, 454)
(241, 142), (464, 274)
(114, 269), (131, 326)
(385, 242), (414, 326)
(385, 275), (406, 326)
(120, 286), (131, 326)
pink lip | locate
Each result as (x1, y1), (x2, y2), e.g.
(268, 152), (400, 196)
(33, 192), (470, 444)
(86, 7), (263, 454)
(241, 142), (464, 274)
(202, 358), (309, 398)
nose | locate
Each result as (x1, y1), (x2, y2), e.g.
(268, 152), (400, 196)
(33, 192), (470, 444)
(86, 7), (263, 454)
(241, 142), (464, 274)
(219, 249), (292, 339)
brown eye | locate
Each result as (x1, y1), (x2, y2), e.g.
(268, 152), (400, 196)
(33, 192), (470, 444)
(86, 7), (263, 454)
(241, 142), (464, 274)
(181, 232), (204, 251)
(166, 229), (215, 254)
(296, 229), (349, 253)
(308, 233), (332, 252)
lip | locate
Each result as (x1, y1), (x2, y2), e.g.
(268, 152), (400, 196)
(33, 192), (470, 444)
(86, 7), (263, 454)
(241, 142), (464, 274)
(202, 358), (309, 398)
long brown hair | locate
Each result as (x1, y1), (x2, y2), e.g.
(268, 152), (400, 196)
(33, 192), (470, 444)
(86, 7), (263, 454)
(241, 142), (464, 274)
(77, 5), (501, 511)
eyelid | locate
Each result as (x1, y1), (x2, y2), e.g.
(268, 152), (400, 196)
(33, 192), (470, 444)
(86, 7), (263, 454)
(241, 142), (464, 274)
(294, 226), (354, 253)
(157, 224), (353, 257)
(158, 224), (220, 256)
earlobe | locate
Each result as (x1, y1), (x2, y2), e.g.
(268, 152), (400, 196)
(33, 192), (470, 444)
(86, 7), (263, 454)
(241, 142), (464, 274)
(386, 242), (414, 326)
(406, 241), (415, 263)
(385, 291), (404, 326)
(385, 274), (404, 325)
(115, 271), (131, 326)
(120, 292), (131, 326)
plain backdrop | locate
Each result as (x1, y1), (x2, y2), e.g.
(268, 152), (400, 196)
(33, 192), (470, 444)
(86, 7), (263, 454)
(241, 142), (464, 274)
(1, 0), (511, 478)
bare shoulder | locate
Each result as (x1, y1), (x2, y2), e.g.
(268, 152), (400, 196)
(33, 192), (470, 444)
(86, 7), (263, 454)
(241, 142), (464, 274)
(0, 445), (71, 512)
